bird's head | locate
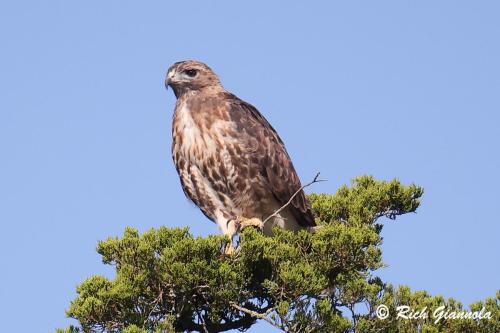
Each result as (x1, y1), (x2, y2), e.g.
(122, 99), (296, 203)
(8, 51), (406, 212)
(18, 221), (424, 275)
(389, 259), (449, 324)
(165, 60), (222, 98)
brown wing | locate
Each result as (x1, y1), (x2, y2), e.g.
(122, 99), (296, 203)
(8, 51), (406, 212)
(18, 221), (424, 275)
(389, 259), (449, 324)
(224, 92), (316, 227)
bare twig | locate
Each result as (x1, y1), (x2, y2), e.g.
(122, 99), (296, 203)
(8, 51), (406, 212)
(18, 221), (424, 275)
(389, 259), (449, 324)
(263, 172), (326, 225)
(197, 310), (210, 333)
(143, 289), (163, 327)
(374, 208), (399, 222)
(229, 302), (282, 331)
(349, 303), (357, 333)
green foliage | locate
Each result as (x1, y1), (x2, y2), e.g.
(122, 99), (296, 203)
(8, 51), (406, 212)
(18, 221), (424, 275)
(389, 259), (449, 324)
(356, 285), (500, 333)
(57, 176), (499, 332)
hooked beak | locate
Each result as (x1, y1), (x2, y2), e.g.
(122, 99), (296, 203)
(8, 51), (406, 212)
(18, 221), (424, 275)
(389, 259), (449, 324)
(165, 69), (176, 90)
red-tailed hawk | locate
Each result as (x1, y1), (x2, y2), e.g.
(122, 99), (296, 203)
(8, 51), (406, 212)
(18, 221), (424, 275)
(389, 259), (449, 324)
(165, 60), (316, 253)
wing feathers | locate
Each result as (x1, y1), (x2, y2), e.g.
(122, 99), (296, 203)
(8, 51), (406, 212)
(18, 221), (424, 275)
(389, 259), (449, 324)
(225, 93), (316, 227)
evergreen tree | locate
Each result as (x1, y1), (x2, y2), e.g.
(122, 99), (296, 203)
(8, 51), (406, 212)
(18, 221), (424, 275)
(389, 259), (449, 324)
(56, 176), (499, 332)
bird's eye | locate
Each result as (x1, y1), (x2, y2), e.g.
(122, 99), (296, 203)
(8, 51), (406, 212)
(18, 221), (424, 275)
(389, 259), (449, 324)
(184, 69), (197, 77)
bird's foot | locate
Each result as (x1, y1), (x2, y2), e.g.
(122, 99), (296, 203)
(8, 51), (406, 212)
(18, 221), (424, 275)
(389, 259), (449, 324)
(223, 242), (236, 256)
(221, 217), (263, 257)
(235, 216), (264, 232)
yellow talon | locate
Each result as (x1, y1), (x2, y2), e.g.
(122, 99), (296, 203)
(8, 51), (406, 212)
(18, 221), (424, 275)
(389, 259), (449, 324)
(236, 217), (264, 231)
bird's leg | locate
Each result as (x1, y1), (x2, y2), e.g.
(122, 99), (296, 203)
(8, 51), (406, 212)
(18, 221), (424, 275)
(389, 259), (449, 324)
(223, 242), (236, 256)
(222, 218), (238, 256)
(221, 217), (263, 256)
(235, 216), (264, 231)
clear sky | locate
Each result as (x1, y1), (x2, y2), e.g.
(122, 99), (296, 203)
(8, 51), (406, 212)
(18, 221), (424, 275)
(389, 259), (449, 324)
(0, 1), (499, 332)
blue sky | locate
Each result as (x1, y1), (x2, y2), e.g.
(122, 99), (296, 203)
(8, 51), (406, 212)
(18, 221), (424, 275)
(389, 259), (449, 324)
(0, 1), (499, 332)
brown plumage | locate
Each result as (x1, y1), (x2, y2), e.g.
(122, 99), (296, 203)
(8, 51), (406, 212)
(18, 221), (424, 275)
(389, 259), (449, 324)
(165, 60), (315, 251)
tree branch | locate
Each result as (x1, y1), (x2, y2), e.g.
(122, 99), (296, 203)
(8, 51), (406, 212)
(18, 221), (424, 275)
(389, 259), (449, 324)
(183, 311), (257, 333)
(263, 172), (326, 225)
(229, 302), (282, 331)
(143, 288), (163, 327)
(197, 310), (210, 333)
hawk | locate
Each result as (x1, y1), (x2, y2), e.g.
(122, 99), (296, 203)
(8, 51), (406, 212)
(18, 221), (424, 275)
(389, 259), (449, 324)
(165, 60), (316, 253)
